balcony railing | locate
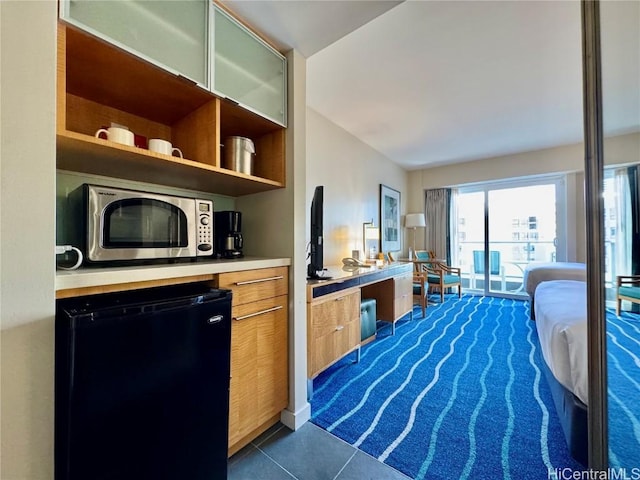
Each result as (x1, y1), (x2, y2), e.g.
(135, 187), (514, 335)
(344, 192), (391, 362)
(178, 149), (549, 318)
(457, 240), (556, 295)
(454, 240), (620, 299)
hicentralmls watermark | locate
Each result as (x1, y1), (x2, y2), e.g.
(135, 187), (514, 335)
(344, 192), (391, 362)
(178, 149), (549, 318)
(548, 468), (640, 480)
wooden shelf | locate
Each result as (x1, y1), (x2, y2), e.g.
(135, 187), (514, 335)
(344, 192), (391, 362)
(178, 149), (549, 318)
(57, 22), (286, 196)
(57, 130), (283, 196)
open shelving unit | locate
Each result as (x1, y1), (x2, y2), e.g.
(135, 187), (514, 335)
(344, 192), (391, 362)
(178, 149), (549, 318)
(57, 23), (285, 197)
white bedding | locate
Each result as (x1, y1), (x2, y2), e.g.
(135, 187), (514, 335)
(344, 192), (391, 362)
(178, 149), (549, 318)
(534, 280), (588, 405)
(524, 262), (586, 297)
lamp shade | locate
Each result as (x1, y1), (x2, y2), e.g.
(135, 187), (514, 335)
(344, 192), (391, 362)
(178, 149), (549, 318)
(405, 213), (426, 228)
(364, 225), (379, 239)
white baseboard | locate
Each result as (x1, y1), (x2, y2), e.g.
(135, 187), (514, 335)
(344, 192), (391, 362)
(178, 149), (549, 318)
(280, 402), (311, 431)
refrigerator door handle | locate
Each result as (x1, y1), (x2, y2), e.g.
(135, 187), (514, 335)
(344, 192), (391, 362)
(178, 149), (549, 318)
(208, 315), (224, 324)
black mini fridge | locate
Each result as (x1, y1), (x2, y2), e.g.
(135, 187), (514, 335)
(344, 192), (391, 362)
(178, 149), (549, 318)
(55, 283), (232, 480)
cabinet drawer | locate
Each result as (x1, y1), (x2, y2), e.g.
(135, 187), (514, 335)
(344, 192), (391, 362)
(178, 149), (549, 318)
(309, 317), (359, 378)
(232, 295), (287, 324)
(394, 291), (413, 319)
(218, 267), (288, 307)
(394, 273), (413, 319)
(309, 289), (360, 338)
(394, 273), (413, 299)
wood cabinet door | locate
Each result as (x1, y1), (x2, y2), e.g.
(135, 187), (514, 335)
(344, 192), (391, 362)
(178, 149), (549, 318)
(256, 295), (288, 425)
(228, 293), (288, 448)
(228, 307), (258, 447)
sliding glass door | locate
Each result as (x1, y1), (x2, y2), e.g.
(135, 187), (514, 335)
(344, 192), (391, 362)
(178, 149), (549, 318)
(457, 177), (566, 297)
(456, 191), (485, 290)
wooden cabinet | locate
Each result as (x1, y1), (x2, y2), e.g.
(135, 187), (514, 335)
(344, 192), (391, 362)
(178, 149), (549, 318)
(56, 20), (285, 197)
(212, 5), (286, 126)
(307, 288), (361, 379)
(216, 267), (288, 456)
(59, 1), (287, 127)
(60, 0), (210, 88)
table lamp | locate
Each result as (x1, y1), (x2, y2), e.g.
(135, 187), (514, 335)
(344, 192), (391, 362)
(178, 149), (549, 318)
(405, 213), (426, 260)
(363, 221), (380, 260)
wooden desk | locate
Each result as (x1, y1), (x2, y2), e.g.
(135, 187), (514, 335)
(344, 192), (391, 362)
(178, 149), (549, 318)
(306, 262), (413, 380)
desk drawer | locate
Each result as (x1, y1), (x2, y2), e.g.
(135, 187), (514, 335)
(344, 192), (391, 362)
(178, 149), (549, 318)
(308, 289), (360, 378)
(394, 273), (413, 319)
(218, 267), (288, 307)
(309, 317), (359, 377)
(309, 289), (360, 338)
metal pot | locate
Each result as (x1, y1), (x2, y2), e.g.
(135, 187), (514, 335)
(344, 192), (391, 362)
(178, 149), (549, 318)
(223, 136), (255, 175)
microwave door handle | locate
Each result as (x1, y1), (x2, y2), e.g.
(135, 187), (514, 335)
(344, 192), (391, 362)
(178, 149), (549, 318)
(167, 215), (176, 246)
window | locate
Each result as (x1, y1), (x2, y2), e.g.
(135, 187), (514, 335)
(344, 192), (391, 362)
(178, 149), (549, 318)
(454, 175), (566, 297)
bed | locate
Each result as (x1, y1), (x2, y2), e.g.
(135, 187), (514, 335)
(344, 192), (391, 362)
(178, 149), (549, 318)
(524, 262), (586, 319)
(534, 280), (589, 465)
(534, 279), (640, 468)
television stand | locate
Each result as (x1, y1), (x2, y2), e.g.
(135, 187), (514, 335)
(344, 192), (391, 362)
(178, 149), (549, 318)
(307, 276), (332, 281)
(307, 266), (332, 281)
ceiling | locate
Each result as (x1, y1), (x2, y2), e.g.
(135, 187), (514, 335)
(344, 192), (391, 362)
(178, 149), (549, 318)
(223, 1), (640, 171)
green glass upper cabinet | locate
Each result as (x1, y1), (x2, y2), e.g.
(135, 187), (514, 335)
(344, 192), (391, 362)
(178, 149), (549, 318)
(212, 5), (287, 126)
(60, 0), (209, 88)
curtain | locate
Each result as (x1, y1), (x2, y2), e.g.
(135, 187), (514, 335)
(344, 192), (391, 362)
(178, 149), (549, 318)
(424, 189), (450, 263)
(613, 165), (639, 313)
(614, 167), (632, 278)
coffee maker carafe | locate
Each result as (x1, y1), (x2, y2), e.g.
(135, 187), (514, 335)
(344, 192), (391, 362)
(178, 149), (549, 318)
(215, 211), (243, 258)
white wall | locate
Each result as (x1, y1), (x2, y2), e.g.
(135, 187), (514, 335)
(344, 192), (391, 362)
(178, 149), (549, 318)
(409, 133), (639, 192)
(306, 108), (409, 264)
(1, 1), (57, 478)
(407, 132), (640, 262)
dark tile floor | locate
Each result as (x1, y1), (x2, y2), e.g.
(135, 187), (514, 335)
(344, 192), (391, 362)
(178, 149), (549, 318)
(228, 422), (411, 480)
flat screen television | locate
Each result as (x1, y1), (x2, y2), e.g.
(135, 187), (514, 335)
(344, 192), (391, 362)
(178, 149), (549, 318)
(307, 186), (327, 280)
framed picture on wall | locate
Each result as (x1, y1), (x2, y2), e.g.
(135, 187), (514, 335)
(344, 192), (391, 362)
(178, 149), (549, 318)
(379, 184), (401, 252)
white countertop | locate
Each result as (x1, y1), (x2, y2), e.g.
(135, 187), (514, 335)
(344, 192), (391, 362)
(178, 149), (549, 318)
(56, 256), (291, 291)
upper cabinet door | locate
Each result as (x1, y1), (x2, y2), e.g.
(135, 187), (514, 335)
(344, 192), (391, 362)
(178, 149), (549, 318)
(60, 0), (209, 88)
(212, 6), (287, 126)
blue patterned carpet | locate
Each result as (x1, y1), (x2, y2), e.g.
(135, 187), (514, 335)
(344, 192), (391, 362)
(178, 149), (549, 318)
(311, 295), (584, 480)
(607, 310), (640, 469)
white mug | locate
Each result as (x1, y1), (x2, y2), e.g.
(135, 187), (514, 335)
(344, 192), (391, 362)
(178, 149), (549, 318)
(95, 127), (134, 146)
(148, 139), (183, 158)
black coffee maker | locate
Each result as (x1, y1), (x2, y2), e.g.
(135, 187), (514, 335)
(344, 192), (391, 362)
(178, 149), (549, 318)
(215, 211), (243, 258)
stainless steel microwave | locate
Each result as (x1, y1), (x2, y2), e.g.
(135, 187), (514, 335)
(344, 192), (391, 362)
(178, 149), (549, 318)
(75, 184), (214, 262)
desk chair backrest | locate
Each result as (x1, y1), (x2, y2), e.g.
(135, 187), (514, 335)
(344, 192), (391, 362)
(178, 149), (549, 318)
(414, 250), (432, 261)
(473, 250), (501, 276)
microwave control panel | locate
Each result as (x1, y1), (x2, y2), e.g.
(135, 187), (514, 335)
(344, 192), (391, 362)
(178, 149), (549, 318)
(196, 200), (214, 255)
